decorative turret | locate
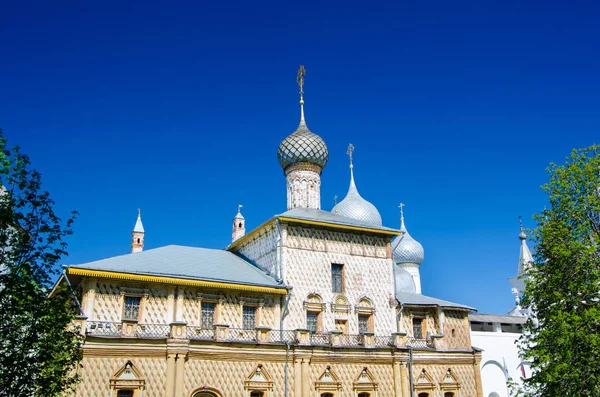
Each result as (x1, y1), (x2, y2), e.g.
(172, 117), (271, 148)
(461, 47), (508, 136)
(232, 204), (246, 242)
(392, 203), (424, 293)
(277, 65), (329, 210)
(332, 144), (382, 225)
(131, 209), (145, 253)
(508, 216), (533, 316)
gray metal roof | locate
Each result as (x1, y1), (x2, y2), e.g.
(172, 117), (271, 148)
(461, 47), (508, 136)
(277, 122), (329, 172)
(279, 208), (399, 233)
(469, 313), (527, 324)
(67, 245), (284, 288)
(332, 168), (383, 226)
(396, 291), (475, 311)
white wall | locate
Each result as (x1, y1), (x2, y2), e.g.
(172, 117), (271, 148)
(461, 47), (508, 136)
(471, 331), (530, 397)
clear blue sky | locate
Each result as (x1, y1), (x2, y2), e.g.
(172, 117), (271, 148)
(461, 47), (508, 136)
(1, 1), (599, 314)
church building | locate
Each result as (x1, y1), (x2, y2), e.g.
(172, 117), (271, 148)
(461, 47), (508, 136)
(60, 67), (484, 397)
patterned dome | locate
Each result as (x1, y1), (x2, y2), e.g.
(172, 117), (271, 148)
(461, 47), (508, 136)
(277, 123), (329, 172)
(332, 169), (382, 226)
(395, 267), (416, 294)
(392, 218), (424, 265)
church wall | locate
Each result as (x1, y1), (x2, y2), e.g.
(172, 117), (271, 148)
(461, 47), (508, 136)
(412, 363), (478, 397)
(234, 222), (280, 279)
(308, 360), (395, 396)
(85, 279), (281, 330)
(282, 225), (395, 335)
(443, 310), (472, 350)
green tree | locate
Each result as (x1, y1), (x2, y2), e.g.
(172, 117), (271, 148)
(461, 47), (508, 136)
(0, 129), (82, 396)
(517, 145), (600, 397)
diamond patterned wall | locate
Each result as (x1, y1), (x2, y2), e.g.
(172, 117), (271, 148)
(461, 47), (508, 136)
(142, 287), (168, 324)
(283, 226), (395, 335)
(76, 356), (167, 397)
(184, 358), (293, 396)
(412, 363), (478, 397)
(236, 223), (280, 279)
(94, 282), (122, 322)
(309, 362), (394, 396)
(444, 310), (472, 350)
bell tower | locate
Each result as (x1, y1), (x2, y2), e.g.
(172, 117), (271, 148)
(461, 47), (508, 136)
(232, 204), (245, 242)
(131, 209), (145, 253)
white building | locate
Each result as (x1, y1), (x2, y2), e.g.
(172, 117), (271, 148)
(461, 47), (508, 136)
(469, 220), (533, 397)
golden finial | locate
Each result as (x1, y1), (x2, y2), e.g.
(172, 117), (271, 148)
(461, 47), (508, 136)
(297, 65), (306, 124)
(347, 143), (355, 169)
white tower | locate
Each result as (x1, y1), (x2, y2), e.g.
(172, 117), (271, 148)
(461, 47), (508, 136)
(508, 216), (533, 316)
(392, 203), (425, 294)
(131, 209), (145, 253)
(277, 65), (328, 210)
(232, 204), (246, 242)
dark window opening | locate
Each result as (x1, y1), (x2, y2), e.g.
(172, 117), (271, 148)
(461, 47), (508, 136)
(412, 318), (423, 339)
(201, 302), (216, 329)
(243, 306), (257, 330)
(358, 314), (370, 334)
(117, 391), (134, 397)
(307, 311), (319, 334)
(331, 264), (343, 293)
(123, 296), (141, 321)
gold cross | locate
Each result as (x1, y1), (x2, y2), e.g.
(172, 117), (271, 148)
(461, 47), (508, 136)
(297, 65), (306, 95)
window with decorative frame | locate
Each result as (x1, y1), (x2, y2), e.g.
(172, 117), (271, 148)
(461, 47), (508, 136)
(243, 306), (257, 330)
(304, 294), (325, 334)
(122, 296), (141, 322)
(110, 361), (145, 397)
(201, 302), (216, 329)
(355, 297), (375, 334)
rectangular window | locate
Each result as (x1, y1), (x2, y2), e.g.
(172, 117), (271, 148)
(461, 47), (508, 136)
(331, 264), (343, 293)
(307, 311), (319, 334)
(123, 296), (141, 321)
(243, 306), (256, 330)
(201, 302), (216, 329)
(117, 390), (134, 397)
(358, 314), (370, 334)
(412, 318), (423, 339)
(335, 319), (348, 334)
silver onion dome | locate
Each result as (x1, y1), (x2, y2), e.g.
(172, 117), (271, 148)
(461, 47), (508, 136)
(392, 218), (424, 265)
(332, 168), (383, 226)
(277, 123), (329, 172)
(395, 267), (416, 294)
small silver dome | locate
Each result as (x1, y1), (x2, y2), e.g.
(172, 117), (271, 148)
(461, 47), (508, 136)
(392, 218), (424, 265)
(277, 123), (329, 172)
(395, 267), (416, 293)
(332, 168), (382, 226)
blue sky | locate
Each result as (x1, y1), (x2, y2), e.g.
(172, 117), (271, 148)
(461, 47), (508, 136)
(1, 0), (599, 314)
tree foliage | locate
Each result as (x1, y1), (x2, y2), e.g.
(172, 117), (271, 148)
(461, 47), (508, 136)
(517, 145), (600, 397)
(0, 129), (82, 396)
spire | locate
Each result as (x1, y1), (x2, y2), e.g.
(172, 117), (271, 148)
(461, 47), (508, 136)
(297, 65), (306, 125)
(133, 208), (144, 233)
(346, 143), (358, 193)
(518, 216), (534, 275)
(399, 202), (406, 231)
(131, 209), (145, 253)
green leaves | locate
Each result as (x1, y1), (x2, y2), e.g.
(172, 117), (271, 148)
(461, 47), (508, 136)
(0, 128), (82, 397)
(516, 145), (600, 397)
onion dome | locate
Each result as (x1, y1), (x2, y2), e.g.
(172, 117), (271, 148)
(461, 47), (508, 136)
(277, 123), (329, 172)
(395, 267), (416, 294)
(332, 144), (382, 226)
(392, 209), (424, 265)
(277, 65), (328, 173)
